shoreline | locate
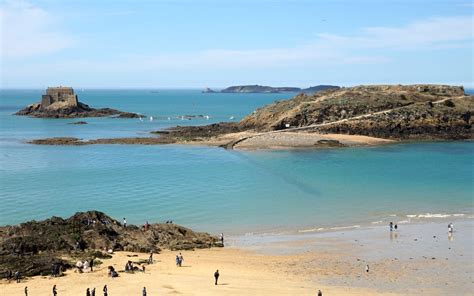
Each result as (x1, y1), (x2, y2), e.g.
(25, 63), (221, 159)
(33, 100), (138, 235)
(2, 219), (471, 295)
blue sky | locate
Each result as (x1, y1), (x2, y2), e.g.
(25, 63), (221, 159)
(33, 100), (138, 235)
(1, 0), (473, 88)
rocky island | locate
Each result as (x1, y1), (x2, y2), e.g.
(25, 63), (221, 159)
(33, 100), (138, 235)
(0, 211), (222, 277)
(203, 84), (340, 94)
(29, 84), (473, 149)
(15, 87), (143, 118)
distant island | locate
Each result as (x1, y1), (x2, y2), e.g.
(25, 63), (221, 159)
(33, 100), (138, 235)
(15, 87), (143, 118)
(203, 84), (340, 94)
(31, 84), (473, 149)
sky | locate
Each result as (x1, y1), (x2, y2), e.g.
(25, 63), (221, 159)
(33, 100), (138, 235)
(0, 0), (473, 88)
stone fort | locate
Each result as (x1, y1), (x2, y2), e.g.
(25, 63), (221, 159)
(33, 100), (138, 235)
(41, 87), (78, 108)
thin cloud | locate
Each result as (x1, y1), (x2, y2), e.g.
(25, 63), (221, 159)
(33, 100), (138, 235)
(317, 16), (473, 50)
(0, 0), (76, 59)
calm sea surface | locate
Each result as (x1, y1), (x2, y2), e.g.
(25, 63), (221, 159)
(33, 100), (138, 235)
(1, 89), (473, 234)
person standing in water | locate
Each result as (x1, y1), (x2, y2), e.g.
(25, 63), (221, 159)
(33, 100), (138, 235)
(214, 269), (220, 285)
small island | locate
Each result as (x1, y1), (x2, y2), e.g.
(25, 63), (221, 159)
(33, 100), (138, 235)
(15, 87), (143, 118)
(203, 84), (340, 94)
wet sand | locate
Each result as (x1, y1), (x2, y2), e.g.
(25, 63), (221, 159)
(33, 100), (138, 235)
(1, 220), (472, 295)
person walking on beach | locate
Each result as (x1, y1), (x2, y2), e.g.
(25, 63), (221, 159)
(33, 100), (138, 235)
(86, 288), (91, 296)
(365, 264), (369, 273)
(52, 285), (57, 296)
(317, 289), (323, 296)
(220, 233), (224, 245)
(394, 224), (398, 231)
(103, 285), (108, 296)
(214, 269), (220, 285)
(24, 286), (28, 296)
(91, 288), (96, 296)
(123, 218), (127, 228)
(448, 223), (454, 233)
(389, 222), (393, 231)
(176, 255), (181, 267)
(142, 287), (147, 296)
(179, 252), (184, 267)
(148, 251), (153, 264)
(90, 258), (94, 272)
(15, 271), (21, 283)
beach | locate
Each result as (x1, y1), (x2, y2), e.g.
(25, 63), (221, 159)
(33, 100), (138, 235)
(2, 220), (471, 295)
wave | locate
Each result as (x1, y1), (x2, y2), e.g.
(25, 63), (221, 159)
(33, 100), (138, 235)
(329, 225), (360, 231)
(298, 227), (325, 233)
(406, 213), (465, 219)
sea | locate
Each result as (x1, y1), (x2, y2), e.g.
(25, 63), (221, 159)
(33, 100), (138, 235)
(0, 89), (473, 235)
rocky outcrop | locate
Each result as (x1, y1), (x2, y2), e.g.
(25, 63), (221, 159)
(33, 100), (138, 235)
(221, 85), (301, 93)
(301, 85), (340, 94)
(15, 101), (143, 119)
(0, 211), (222, 277)
(239, 84), (472, 140)
(202, 88), (218, 93)
(29, 123), (242, 146)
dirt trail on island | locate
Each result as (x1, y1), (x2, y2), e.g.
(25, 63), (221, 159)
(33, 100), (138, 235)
(226, 96), (461, 149)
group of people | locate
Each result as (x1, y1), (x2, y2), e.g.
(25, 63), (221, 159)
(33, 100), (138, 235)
(4, 270), (21, 283)
(448, 223), (454, 233)
(51, 263), (63, 277)
(389, 222), (398, 231)
(85, 218), (111, 227)
(175, 253), (184, 267)
(124, 260), (145, 273)
(76, 259), (94, 273)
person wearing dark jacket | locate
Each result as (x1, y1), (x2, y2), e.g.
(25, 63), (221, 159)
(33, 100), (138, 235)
(214, 269), (220, 285)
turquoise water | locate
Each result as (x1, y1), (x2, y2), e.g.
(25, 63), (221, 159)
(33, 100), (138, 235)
(1, 89), (473, 234)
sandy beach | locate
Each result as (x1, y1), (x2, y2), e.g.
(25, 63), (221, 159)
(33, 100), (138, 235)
(2, 220), (471, 296)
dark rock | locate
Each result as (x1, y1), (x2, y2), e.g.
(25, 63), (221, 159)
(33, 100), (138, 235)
(202, 88), (217, 93)
(16, 102), (143, 119)
(0, 211), (221, 277)
(221, 85), (301, 93)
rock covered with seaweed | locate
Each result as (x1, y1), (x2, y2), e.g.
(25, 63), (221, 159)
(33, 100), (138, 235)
(0, 211), (222, 277)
